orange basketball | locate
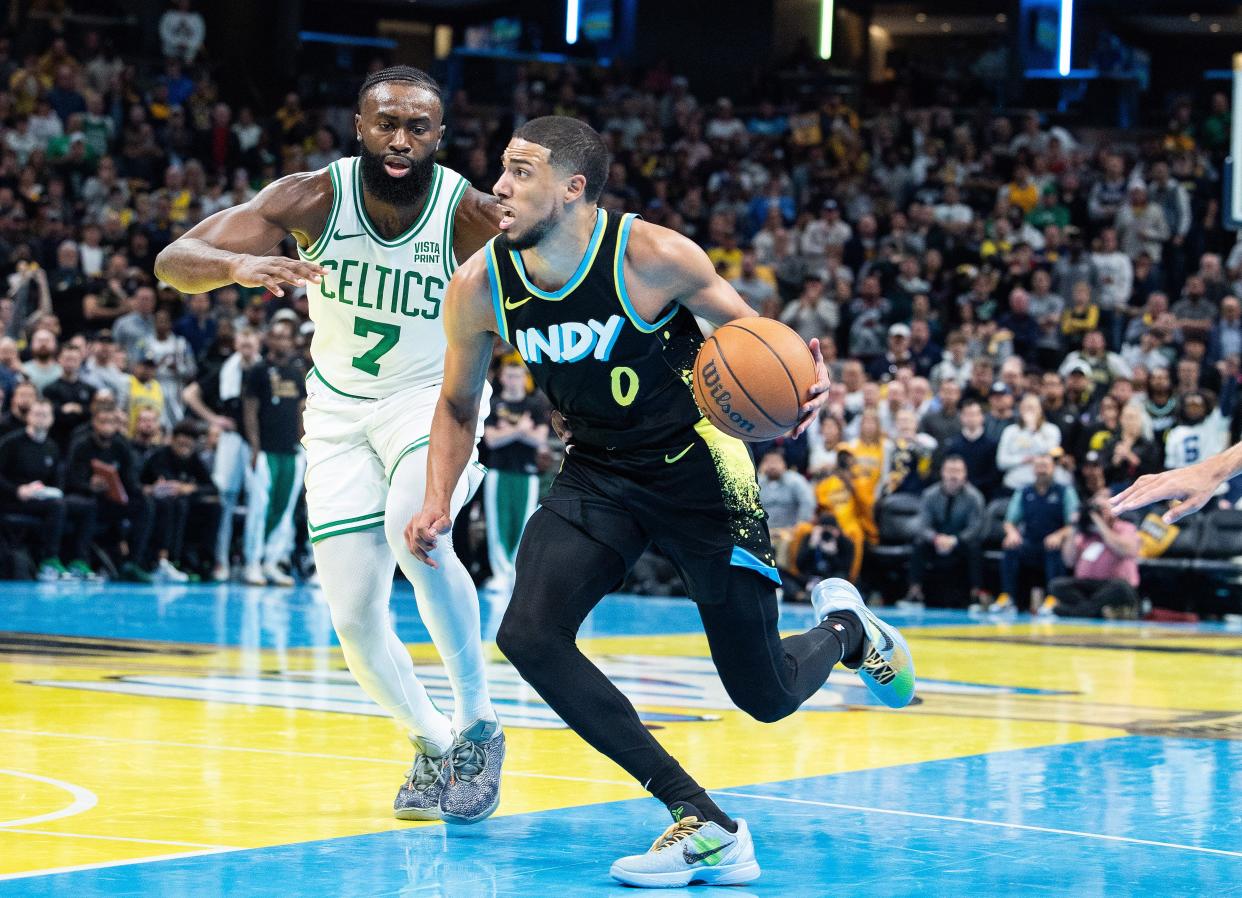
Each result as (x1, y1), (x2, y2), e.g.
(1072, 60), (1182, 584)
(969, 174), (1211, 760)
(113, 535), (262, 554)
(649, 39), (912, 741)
(692, 317), (817, 442)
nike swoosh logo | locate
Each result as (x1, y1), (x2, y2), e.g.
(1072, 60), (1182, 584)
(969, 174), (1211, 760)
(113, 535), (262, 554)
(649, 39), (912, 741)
(664, 444), (694, 464)
(503, 295), (532, 311)
(683, 842), (731, 865)
(333, 230), (364, 240)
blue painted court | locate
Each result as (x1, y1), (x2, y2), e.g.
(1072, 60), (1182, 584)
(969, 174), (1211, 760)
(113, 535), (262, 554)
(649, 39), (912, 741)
(2, 581), (1241, 896)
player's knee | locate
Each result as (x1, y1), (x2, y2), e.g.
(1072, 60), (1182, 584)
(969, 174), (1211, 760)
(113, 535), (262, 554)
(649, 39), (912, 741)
(495, 613), (553, 673)
(726, 683), (798, 723)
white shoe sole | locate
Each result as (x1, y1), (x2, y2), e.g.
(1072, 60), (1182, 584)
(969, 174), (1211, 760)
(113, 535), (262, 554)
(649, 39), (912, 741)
(393, 806), (442, 821)
(609, 859), (761, 888)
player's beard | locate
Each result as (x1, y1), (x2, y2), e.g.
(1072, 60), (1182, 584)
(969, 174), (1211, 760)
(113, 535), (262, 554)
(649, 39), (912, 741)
(357, 144), (436, 208)
(496, 204), (561, 252)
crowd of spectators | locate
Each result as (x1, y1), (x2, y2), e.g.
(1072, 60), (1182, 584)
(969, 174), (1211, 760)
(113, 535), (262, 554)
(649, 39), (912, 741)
(0, 7), (1239, 615)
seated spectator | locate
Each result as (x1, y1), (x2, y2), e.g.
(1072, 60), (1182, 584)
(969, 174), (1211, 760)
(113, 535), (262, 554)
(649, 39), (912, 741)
(998, 393), (1066, 490)
(984, 383), (1016, 443)
(1060, 330), (1132, 394)
(945, 399), (1002, 499)
(919, 378), (961, 449)
(729, 250), (778, 317)
(1208, 295), (1242, 364)
(1102, 404), (1161, 490)
(130, 406), (166, 463)
(65, 404), (153, 582)
(1045, 489), (1140, 618)
(757, 448), (815, 583)
(140, 420), (219, 581)
(126, 354), (166, 436)
(929, 330), (972, 390)
(1060, 281), (1099, 352)
(806, 414), (844, 477)
(867, 323), (914, 382)
(1165, 380), (1238, 497)
(1078, 393), (1122, 462)
(997, 454), (1076, 613)
(0, 381), (37, 438)
(906, 455), (986, 607)
(175, 292), (218, 360)
(0, 399), (95, 579)
(882, 409), (935, 497)
(794, 510), (854, 589)
(1172, 275), (1216, 342)
(813, 448), (870, 581)
(43, 342), (96, 448)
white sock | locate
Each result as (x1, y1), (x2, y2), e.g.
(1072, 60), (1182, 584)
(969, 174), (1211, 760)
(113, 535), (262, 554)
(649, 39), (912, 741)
(386, 452), (496, 733)
(313, 527), (453, 753)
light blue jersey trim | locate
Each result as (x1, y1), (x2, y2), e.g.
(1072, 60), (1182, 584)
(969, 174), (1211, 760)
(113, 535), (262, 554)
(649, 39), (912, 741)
(510, 209), (606, 300)
(614, 213), (676, 333)
(485, 241), (509, 344)
(730, 546), (782, 586)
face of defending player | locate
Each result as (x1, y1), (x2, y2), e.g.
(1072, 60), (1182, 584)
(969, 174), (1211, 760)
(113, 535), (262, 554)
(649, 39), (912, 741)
(493, 138), (587, 251)
(355, 82), (443, 207)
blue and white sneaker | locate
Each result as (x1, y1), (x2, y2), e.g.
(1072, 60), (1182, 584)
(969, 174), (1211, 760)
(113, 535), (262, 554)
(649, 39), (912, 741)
(610, 813), (760, 888)
(812, 577), (916, 709)
(439, 718), (504, 825)
(393, 735), (448, 821)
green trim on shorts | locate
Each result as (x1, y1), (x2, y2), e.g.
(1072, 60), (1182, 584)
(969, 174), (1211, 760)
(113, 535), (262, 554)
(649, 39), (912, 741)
(309, 518), (386, 544)
(387, 436), (431, 484)
(309, 510), (386, 533)
(307, 366), (376, 401)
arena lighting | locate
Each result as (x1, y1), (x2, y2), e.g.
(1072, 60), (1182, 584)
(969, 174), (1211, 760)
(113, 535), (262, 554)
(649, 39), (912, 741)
(819, 0), (834, 60)
(1058, 0), (1073, 76)
(566, 0), (580, 44)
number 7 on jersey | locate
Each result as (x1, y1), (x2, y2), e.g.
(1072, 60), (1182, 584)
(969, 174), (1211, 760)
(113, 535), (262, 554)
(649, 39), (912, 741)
(352, 316), (401, 376)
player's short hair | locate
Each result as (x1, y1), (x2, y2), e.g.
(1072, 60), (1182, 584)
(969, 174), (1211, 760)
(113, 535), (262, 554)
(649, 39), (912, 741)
(358, 65), (442, 110)
(513, 116), (610, 203)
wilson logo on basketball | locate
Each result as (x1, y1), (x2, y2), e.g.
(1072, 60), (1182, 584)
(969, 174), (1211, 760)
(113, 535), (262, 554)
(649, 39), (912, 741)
(700, 359), (756, 433)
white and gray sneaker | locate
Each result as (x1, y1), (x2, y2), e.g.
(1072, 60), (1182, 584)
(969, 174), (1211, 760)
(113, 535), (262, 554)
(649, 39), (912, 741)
(393, 735), (449, 821)
(439, 718), (505, 825)
(609, 814), (760, 888)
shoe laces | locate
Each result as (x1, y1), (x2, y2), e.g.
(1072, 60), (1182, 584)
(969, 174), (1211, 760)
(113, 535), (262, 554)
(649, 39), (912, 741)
(404, 751), (444, 793)
(650, 817), (703, 852)
(859, 646), (897, 685)
(448, 737), (487, 784)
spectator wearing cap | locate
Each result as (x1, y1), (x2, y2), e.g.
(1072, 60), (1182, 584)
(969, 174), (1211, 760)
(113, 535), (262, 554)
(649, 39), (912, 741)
(945, 399), (1002, 499)
(125, 354), (165, 437)
(1060, 330), (1132, 392)
(867, 324), (913, 382)
(112, 285), (157, 364)
(998, 393), (1068, 490)
(996, 453), (1076, 613)
(984, 382), (1016, 443)
(779, 274), (837, 343)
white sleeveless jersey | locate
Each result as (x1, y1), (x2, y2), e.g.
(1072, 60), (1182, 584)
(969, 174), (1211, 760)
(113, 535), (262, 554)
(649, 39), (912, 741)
(299, 157), (470, 400)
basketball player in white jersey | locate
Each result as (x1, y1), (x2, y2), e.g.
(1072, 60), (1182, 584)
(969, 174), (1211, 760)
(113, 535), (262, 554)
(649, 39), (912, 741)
(156, 67), (505, 824)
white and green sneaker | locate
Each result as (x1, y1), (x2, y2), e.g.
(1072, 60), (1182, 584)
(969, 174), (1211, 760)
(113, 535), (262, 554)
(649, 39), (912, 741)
(609, 814), (760, 888)
(812, 577), (916, 709)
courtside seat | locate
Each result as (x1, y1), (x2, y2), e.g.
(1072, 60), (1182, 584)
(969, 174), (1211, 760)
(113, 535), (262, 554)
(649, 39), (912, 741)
(870, 493), (923, 561)
(1193, 509), (1242, 572)
(981, 497), (1010, 561)
(1137, 514), (1203, 573)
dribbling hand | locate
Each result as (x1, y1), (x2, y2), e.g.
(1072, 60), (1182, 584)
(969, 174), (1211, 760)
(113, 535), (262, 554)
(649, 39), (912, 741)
(229, 254), (327, 298)
(406, 507), (453, 567)
(793, 337), (831, 438)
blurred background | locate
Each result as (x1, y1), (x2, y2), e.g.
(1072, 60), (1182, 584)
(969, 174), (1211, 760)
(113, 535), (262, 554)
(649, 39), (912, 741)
(1, 0), (1240, 622)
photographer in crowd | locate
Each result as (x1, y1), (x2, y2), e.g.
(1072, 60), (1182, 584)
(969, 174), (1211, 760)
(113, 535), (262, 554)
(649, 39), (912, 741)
(1046, 488), (1141, 618)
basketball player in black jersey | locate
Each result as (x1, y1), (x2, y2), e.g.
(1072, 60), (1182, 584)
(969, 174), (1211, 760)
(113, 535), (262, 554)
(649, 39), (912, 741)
(408, 117), (916, 888)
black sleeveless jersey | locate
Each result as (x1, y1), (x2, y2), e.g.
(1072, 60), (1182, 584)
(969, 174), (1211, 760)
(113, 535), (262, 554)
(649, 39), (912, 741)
(485, 210), (705, 450)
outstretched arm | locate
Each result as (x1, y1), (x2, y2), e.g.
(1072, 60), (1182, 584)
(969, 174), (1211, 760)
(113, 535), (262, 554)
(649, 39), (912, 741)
(1111, 440), (1242, 523)
(624, 220), (830, 437)
(404, 254), (498, 566)
(154, 170), (331, 296)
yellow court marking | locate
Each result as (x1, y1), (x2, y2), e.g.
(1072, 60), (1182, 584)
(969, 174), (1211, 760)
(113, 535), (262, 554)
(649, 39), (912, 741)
(3, 624), (1241, 878)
